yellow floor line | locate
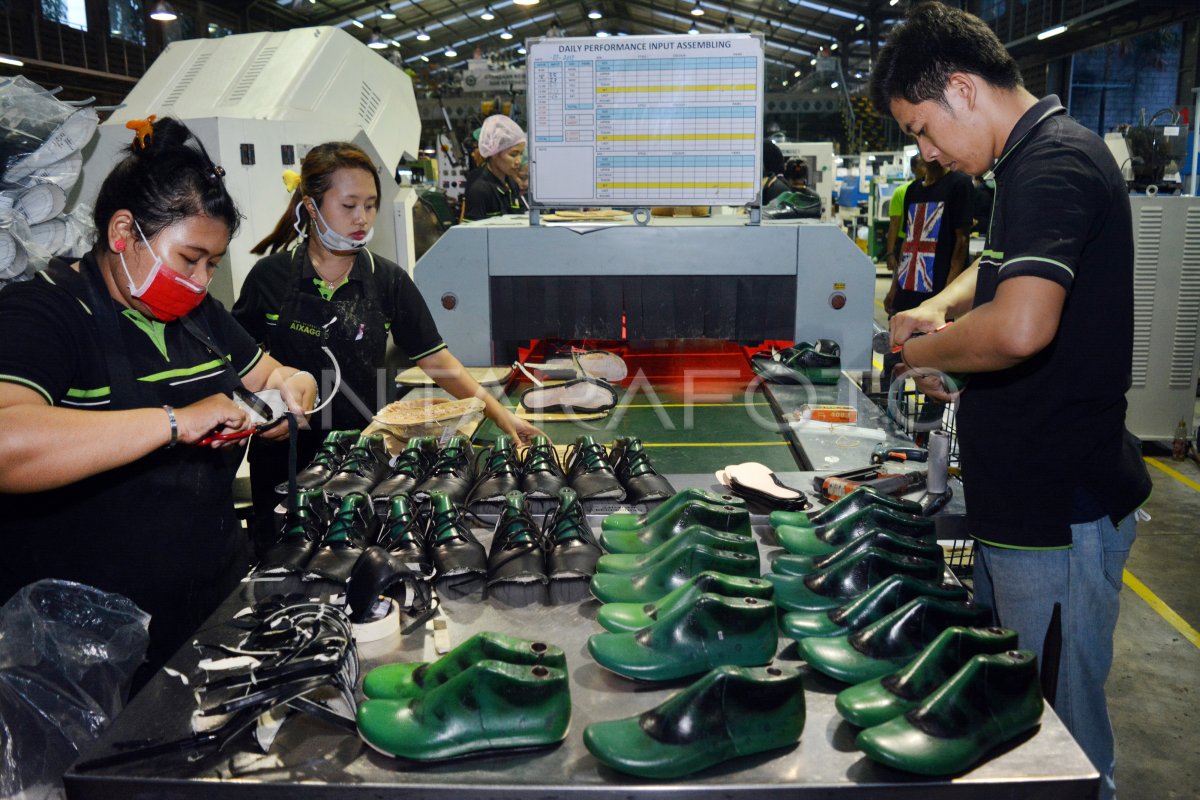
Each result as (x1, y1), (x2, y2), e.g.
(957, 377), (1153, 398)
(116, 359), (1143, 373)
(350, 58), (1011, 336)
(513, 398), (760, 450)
(1144, 456), (1200, 493)
(641, 441), (789, 447)
(1123, 569), (1200, 649)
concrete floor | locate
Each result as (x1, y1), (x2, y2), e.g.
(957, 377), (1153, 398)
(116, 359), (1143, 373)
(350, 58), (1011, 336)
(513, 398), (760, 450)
(871, 275), (1200, 799)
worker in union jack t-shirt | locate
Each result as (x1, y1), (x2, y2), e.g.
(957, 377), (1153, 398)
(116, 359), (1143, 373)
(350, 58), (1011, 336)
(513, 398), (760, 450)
(881, 158), (972, 392)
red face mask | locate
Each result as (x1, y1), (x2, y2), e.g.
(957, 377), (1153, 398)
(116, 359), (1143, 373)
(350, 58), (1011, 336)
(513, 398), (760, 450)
(119, 221), (206, 322)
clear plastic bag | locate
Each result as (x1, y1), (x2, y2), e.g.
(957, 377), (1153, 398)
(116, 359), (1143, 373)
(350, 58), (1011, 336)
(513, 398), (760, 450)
(0, 579), (149, 800)
(0, 76), (97, 185)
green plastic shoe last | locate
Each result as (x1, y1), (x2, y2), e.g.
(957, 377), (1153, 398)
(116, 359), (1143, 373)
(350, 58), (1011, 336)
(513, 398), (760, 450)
(769, 486), (922, 529)
(601, 487), (744, 531)
(587, 593), (778, 681)
(583, 664), (805, 779)
(590, 543), (761, 604)
(357, 659), (571, 760)
(855, 650), (1043, 776)
(772, 527), (943, 576)
(362, 630), (566, 700)
(836, 626), (1018, 728)
(797, 596), (991, 685)
(596, 571), (774, 633)
(774, 505), (935, 557)
(596, 525), (757, 575)
(766, 548), (943, 613)
(601, 501), (752, 555)
(780, 574), (968, 641)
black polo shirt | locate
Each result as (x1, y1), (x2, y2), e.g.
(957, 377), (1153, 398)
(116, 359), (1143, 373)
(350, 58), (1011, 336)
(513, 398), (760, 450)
(957, 95), (1151, 549)
(462, 166), (525, 221)
(0, 260), (262, 408)
(231, 247), (445, 362)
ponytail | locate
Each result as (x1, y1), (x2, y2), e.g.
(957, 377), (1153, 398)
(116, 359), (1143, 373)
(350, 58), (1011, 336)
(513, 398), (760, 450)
(250, 188), (305, 255)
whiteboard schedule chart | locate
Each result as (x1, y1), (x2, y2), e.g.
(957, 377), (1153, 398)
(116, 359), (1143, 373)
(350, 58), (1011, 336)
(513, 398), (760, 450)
(528, 34), (765, 207)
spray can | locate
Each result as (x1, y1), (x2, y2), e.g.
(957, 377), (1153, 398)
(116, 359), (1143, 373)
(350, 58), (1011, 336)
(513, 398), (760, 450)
(928, 430), (951, 494)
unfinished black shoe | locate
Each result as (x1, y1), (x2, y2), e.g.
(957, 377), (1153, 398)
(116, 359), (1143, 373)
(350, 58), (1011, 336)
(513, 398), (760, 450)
(370, 436), (437, 506)
(467, 435), (521, 505)
(258, 488), (328, 574)
(486, 492), (548, 606)
(306, 492), (375, 583)
(346, 546), (435, 630)
(564, 435), (625, 501)
(322, 433), (392, 499)
(750, 340), (841, 385)
(426, 490), (486, 598)
(611, 437), (675, 504)
(376, 494), (431, 576)
(274, 429), (361, 495)
(413, 436), (476, 507)
(520, 435), (569, 498)
(543, 487), (603, 602)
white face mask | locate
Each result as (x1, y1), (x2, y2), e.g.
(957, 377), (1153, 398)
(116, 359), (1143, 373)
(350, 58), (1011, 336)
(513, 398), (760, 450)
(294, 200), (374, 252)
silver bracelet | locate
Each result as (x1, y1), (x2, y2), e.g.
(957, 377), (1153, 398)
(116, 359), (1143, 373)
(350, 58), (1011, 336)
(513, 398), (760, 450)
(162, 405), (178, 448)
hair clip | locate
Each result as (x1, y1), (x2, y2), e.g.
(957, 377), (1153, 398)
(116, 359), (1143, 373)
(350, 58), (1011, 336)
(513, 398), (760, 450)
(282, 169), (302, 193)
(125, 114), (157, 150)
(209, 165), (226, 181)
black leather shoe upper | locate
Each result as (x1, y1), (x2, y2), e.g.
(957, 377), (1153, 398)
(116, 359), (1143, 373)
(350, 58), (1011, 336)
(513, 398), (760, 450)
(274, 429), (360, 495)
(487, 492), (547, 586)
(520, 435), (568, 498)
(611, 437), (675, 504)
(258, 488), (327, 574)
(544, 487), (603, 579)
(414, 436), (476, 506)
(468, 435), (521, 505)
(322, 433), (392, 498)
(371, 436), (437, 502)
(376, 494), (430, 574)
(426, 490), (486, 577)
(565, 435), (625, 501)
(306, 492), (375, 583)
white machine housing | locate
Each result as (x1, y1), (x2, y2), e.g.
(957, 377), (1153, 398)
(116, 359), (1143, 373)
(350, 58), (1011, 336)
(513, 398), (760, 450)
(72, 26), (421, 307)
(776, 141), (835, 220)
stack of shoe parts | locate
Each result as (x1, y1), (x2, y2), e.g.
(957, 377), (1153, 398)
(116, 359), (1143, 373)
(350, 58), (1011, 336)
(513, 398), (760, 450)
(466, 434), (521, 506)
(718, 462), (810, 513)
(563, 435), (625, 502)
(590, 504), (758, 605)
(320, 433), (392, 499)
(609, 437), (675, 505)
(191, 599), (358, 745)
(583, 664), (805, 779)
(412, 436), (476, 507)
(358, 631), (571, 760)
(836, 627), (1043, 776)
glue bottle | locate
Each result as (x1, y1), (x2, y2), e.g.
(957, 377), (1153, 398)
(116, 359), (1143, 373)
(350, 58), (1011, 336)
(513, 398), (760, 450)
(1172, 419), (1188, 461)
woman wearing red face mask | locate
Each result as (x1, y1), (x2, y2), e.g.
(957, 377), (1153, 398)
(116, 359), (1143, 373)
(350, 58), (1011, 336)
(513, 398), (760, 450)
(0, 116), (318, 686)
(234, 142), (543, 548)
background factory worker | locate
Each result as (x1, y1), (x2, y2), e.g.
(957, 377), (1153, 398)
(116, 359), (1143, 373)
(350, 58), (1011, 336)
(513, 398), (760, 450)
(234, 142), (542, 544)
(884, 154), (927, 276)
(872, 5), (1152, 798)
(0, 116), (317, 684)
(463, 114), (528, 221)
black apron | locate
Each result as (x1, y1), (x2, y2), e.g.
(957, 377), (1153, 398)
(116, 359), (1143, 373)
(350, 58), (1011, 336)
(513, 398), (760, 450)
(0, 256), (248, 677)
(246, 247), (390, 532)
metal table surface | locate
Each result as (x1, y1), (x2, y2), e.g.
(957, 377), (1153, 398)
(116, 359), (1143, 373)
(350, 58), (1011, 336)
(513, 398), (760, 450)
(66, 482), (1097, 800)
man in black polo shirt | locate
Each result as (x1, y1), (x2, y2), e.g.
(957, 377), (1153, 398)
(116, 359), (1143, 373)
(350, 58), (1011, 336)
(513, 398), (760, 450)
(871, 4), (1151, 798)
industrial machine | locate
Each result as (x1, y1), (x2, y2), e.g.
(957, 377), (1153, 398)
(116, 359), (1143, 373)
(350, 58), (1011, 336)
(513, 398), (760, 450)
(413, 215), (874, 371)
(70, 26), (421, 307)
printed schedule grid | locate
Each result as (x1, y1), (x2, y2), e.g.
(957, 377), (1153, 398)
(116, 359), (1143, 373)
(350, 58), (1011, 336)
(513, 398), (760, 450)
(528, 40), (764, 207)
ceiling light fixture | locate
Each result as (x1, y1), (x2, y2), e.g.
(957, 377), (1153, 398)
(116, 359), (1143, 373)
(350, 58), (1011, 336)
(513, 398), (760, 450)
(0, 55), (23, 67)
(782, 80), (788, 86)
(419, 54), (429, 61)
(513, 0), (539, 5)
(810, 57), (817, 65)
(351, 19), (364, 28)
(596, 30), (610, 37)
(481, 8), (495, 20)
(519, 46), (527, 54)
(368, 26), (388, 48)
(854, 21), (864, 31)
(416, 28), (430, 41)
(830, 80), (839, 88)
(889, 0), (899, 5)
(830, 42), (838, 50)
(445, 47), (458, 57)
(500, 29), (513, 39)
(379, 5), (396, 20)
(149, 1), (177, 21)
(1037, 24), (1068, 40)
(588, 9), (602, 19)
(691, 2), (704, 16)
(688, 24), (699, 35)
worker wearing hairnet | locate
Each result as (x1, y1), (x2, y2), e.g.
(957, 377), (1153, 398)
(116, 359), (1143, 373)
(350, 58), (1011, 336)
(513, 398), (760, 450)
(463, 114), (528, 221)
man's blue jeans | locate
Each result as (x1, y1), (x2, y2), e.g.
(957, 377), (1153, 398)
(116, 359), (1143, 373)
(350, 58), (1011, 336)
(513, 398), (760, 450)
(972, 513), (1136, 800)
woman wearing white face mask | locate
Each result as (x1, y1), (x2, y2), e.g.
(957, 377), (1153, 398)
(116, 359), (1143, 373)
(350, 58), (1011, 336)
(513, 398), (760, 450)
(463, 114), (528, 221)
(0, 116), (317, 689)
(235, 142), (543, 543)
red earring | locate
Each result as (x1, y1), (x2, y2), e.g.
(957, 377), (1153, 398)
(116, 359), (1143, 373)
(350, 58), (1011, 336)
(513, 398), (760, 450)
(113, 239), (126, 253)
